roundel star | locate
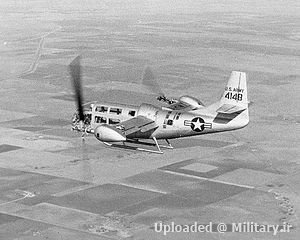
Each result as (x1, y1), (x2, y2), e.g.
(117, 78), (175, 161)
(191, 117), (205, 132)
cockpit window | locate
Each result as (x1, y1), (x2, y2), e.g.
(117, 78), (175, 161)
(84, 114), (91, 124)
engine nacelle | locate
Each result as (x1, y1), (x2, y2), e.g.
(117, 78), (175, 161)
(179, 95), (204, 109)
(94, 124), (126, 142)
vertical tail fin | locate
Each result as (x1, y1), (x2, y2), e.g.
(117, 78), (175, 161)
(217, 71), (248, 113)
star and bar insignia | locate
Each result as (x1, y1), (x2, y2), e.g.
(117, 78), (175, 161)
(184, 117), (212, 132)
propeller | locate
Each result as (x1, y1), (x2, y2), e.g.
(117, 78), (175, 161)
(69, 56), (93, 182)
(142, 66), (177, 105)
(69, 55), (84, 122)
(142, 66), (165, 97)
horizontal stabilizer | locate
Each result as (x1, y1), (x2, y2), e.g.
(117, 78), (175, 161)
(216, 104), (247, 114)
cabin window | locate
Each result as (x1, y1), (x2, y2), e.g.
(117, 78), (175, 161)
(165, 111), (172, 119)
(95, 116), (107, 123)
(128, 110), (136, 117)
(167, 119), (173, 125)
(109, 107), (122, 115)
(96, 106), (108, 112)
(109, 118), (120, 125)
(175, 113), (181, 120)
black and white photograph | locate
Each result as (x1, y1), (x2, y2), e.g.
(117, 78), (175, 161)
(0, 0), (299, 239)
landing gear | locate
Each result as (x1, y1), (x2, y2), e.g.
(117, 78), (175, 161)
(151, 137), (162, 153)
(165, 139), (173, 149)
(102, 138), (173, 154)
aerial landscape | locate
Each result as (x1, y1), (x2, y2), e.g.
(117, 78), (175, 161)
(0, 0), (299, 239)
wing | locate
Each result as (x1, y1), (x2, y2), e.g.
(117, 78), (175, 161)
(117, 115), (158, 137)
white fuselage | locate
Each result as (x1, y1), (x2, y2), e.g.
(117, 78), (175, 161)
(81, 101), (249, 140)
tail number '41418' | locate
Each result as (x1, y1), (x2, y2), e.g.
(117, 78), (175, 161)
(224, 92), (243, 101)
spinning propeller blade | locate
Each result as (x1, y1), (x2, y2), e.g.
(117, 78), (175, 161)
(69, 56), (84, 121)
(69, 57), (93, 181)
(142, 66), (165, 97)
